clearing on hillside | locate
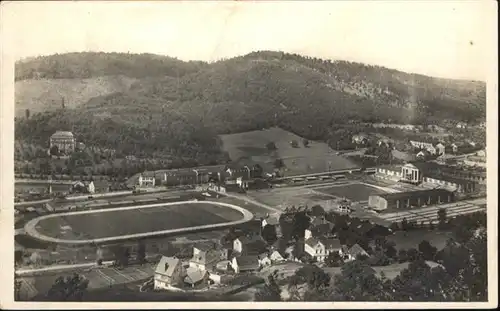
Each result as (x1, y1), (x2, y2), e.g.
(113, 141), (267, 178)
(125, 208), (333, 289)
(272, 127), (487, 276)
(219, 127), (359, 177)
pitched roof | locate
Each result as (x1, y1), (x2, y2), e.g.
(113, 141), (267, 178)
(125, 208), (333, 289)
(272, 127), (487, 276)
(269, 250), (284, 260)
(319, 238), (342, 250)
(51, 131), (74, 139)
(305, 237), (320, 248)
(155, 256), (181, 277)
(349, 244), (369, 257)
(235, 255), (260, 270)
(237, 235), (265, 245)
(193, 242), (216, 252)
(184, 267), (208, 284)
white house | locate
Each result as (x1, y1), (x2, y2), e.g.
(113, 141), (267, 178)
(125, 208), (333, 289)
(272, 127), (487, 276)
(304, 237), (343, 263)
(269, 250), (285, 263)
(154, 256), (185, 289)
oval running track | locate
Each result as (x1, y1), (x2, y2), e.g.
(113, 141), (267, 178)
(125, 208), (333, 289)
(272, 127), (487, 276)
(24, 200), (254, 245)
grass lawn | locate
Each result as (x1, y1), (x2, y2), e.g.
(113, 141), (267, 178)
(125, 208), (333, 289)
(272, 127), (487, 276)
(219, 127), (359, 176)
(35, 202), (245, 240)
(315, 183), (387, 202)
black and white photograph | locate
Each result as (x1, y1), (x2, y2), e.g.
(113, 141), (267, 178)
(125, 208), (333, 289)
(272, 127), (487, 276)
(0, 0), (497, 308)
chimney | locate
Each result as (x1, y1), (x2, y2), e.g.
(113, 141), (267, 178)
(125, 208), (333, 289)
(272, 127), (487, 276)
(164, 262), (169, 271)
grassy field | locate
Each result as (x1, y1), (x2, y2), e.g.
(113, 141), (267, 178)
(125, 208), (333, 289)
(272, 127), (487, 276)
(35, 202), (245, 240)
(315, 183), (388, 202)
(219, 127), (359, 176)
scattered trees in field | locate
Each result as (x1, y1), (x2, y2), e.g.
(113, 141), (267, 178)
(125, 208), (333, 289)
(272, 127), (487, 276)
(46, 273), (89, 301)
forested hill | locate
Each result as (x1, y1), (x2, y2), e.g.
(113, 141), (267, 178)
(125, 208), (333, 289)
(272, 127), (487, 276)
(15, 52), (207, 81)
(15, 51), (486, 165)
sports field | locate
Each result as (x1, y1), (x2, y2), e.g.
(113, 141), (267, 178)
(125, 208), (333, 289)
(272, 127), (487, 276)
(219, 127), (359, 177)
(315, 183), (388, 202)
(33, 202), (246, 241)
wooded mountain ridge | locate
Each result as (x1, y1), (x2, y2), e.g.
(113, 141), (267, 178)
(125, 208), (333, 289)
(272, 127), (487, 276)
(15, 51), (486, 166)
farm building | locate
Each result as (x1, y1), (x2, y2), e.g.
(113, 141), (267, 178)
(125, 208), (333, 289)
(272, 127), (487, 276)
(368, 189), (455, 211)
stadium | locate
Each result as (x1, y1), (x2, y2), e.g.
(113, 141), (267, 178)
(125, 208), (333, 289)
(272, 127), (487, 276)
(25, 200), (253, 245)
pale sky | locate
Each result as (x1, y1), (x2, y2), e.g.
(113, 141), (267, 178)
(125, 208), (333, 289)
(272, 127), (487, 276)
(1, 1), (497, 81)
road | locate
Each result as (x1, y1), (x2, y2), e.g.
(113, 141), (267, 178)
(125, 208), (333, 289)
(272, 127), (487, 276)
(24, 200), (254, 245)
(220, 191), (281, 213)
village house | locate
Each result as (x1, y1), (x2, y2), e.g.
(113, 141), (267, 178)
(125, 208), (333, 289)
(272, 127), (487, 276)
(269, 250), (285, 263)
(233, 235), (268, 255)
(261, 213), (282, 237)
(304, 237), (343, 263)
(154, 256), (185, 289)
(183, 267), (209, 288)
(231, 255), (260, 274)
(208, 271), (231, 285)
(456, 122), (468, 129)
(344, 244), (370, 262)
(189, 242), (227, 271)
(304, 222), (334, 240)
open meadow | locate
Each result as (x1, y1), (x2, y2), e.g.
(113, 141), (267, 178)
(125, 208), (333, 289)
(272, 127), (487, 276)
(219, 127), (359, 177)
